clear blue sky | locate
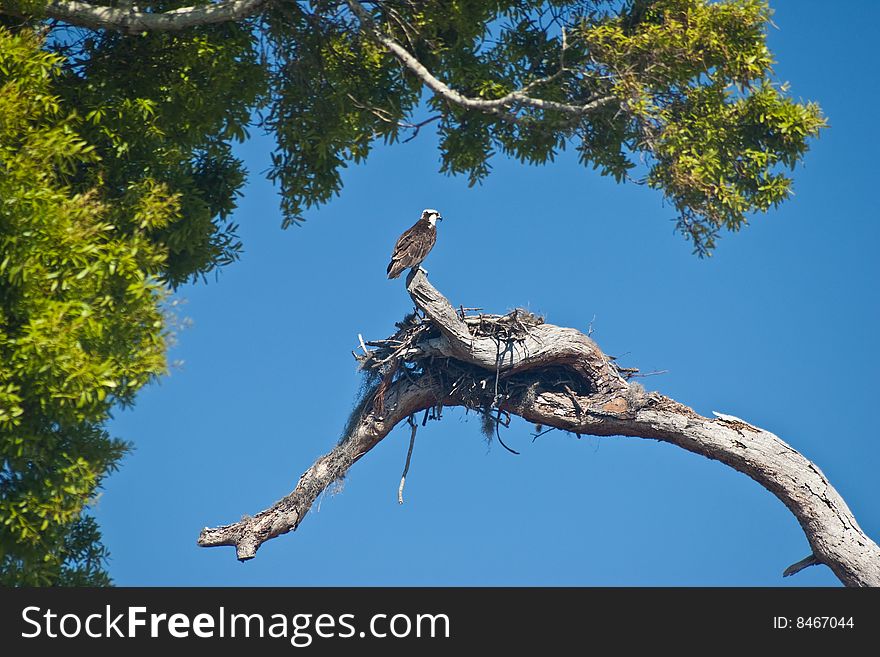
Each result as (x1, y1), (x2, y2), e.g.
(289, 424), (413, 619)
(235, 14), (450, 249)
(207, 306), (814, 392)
(96, 1), (878, 586)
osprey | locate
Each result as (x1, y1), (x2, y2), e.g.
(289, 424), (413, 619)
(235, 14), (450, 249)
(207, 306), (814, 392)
(386, 209), (442, 279)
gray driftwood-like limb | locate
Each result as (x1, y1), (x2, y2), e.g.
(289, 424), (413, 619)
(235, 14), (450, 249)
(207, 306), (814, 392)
(397, 417), (417, 505)
(198, 272), (880, 586)
(509, 390), (880, 587)
(4, 0), (270, 33)
(197, 375), (440, 560)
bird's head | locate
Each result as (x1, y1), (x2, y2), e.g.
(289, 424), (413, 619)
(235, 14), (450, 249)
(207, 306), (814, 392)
(421, 208), (442, 227)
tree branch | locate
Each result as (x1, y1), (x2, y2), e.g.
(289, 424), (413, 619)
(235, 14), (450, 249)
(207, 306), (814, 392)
(197, 374), (440, 560)
(345, 0), (616, 122)
(198, 271), (880, 586)
(397, 415), (417, 504)
(783, 554), (821, 578)
(3, 0), (270, 33)
(510, 390), (880, 587)
(13, 0), (617, 124)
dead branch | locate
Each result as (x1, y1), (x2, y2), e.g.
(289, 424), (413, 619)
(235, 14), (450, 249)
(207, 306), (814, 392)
(397, 416), (417, 504)
(197, 374), (439, 560)
(4, 0), (270, 33)
(198, 271), (880, 587)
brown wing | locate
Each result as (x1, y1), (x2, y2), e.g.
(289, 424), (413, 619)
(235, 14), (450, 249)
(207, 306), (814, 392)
(387, 221), (436, 279)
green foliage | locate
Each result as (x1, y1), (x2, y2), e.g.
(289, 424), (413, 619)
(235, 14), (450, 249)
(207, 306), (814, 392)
(0, 27), (174, 584)
(0, 8), (266, 583)
(577, 0), (826, 252)
(57, 23), (265, 285)
(3, 1), (826, 253)
(0, 0), (48, 16)
(263, 0), (823, 253)
(266, 1), (423, 226)
(1, 515), (114, 587)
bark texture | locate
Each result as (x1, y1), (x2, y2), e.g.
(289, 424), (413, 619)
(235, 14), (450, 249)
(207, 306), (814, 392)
(198, 270), (880, 587)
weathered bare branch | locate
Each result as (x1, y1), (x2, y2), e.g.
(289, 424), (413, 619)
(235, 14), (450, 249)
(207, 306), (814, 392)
(397, 415), (417, 504)
(510, 390), (880, 587)
(3, 0), (270, 33)
(198, 271), (880, 586)
(198, 374), (440, 560)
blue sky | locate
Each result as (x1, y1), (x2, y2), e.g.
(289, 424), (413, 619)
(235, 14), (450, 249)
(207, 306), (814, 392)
(95, 1), (878, 586)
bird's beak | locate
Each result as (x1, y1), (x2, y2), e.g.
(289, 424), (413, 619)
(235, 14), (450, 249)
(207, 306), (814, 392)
(437, 215), (443, 221)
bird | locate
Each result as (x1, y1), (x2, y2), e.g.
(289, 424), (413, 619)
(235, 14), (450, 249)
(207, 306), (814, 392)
(386, 208), (442, 279)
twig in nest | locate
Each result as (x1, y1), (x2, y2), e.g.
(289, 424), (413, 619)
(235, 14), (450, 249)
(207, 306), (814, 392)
(493, 338), (502, 406)
(365, 338), (405, 347)
(562, 384), (586, 419)
(398, 416), (418, 505)
(532, 426), (557, 442)
(448, 373), (467, 397)
(458, 305), (483, 319)
(373, 365), (397, 418)
(628, 369), (669, 379)
(495, 408), (520, 455)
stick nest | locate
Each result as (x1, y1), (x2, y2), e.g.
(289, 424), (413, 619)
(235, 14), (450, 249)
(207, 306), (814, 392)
(349, 307), (631, 440)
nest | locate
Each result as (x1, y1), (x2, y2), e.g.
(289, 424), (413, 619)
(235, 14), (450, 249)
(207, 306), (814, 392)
(349, 308), (607, 436)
